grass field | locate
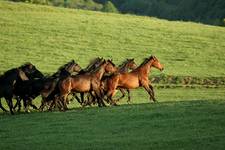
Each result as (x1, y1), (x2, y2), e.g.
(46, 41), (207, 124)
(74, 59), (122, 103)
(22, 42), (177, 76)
(1, 88), (225, 150)
(0, 1), (225, 77)
(0, 1), (225, 150)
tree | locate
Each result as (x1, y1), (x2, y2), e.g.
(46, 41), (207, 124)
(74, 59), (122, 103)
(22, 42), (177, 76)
(102, 1), (119, 13)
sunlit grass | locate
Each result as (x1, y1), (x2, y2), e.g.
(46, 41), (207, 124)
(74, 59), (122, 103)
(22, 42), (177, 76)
(0, 1), (225, 77)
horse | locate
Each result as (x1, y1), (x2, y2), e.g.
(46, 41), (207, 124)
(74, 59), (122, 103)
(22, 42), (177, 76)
(0, 63), (44, 114)
(113, 58), (137, 102)
(70, 57), (104, 104)
(58, 59), (117, 110)
(106, 56), (164, 105)
(14, 60), (82, 112)
(39, 58), (103, 111)
(83, 58), (137, 106)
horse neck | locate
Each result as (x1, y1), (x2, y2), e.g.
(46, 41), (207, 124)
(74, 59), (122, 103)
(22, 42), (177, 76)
(1, 69), (19, 83)
(135, 59), (153, 75)
(52, 68), (69, 78)
(85, 63), (96, 72)
(92, 64), (106, 80)
(84, 59), (101, 72)
(118, 63), (129, 73)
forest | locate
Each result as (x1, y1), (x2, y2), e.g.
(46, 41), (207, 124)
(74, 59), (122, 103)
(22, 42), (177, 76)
(8, 0), (225, 26)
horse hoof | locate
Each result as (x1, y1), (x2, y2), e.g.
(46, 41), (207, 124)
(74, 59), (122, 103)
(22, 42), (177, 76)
(112, 103), (118, 106)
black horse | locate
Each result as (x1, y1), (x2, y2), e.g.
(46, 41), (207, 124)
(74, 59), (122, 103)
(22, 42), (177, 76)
(0, 63), (43, 114)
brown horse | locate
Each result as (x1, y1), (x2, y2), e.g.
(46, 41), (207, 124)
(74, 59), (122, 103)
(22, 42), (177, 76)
(106, 56), (164, 105)
(115, 58), (137, 102)
(58, 59), (117, 110)
(42, 58), (105, 111)
(82, 58), (137, 106)
(39, 60), (82, 111)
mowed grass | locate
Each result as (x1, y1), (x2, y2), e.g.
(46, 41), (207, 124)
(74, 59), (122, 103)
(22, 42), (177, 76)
(0, 1), (225, 77)
(0, 88), (225, 150)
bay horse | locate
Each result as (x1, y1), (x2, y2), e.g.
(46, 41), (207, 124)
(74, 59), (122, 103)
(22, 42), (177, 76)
(58, 59), (117, 110)
(115, 58), (137, 102)
(40, 58), (103, 111)
(106, 56), (164, 105)
(24, 60), (82, 112)
(83, 58), (137, 106)
(0, 63), (43, 114)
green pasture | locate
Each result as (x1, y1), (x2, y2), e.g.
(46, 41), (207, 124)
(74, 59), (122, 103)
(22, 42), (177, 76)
(0, 1), (225, 77)
(1, 88), (225, 150)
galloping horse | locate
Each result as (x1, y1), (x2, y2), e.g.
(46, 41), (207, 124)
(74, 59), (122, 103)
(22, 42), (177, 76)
(106, 56), (164, 105)
(0, 63), (43, 114)
(37, 60), (82, 111)
(83, 58), (137, 106)
(40, 58), (104, 111)
(114, 58), (137, 102)
(58, 59), (117, 110)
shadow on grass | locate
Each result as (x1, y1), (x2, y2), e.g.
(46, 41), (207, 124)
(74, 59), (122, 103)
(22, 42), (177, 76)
(1, 99), (224, 117)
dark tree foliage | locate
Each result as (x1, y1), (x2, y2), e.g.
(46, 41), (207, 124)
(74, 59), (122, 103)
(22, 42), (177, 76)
(7, 0), (225, 26)
(101, 1), (119, 13)
(94, 0), (225, 26)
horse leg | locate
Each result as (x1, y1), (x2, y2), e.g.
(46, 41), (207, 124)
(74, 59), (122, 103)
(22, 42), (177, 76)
(94, 89), (106, 107)
(60, 94), (68, 111)
(48, 100), (56, 111)
(23, 99), (30, 113)
(0, 98), (8, 112)
(82, 93), (90, 107)
(57, 97), (66, 111)
(29, 100), (38, 110)
(143, 84), (156, 102)
(80, 93), (85, 105)
(73, 93), (81, 104)
(6, 98), (14, 115)
(90, 92), (98, 106)
(107, 89), (118, 106)
(39, 98), (46, 112)
(15, 97), (22, 112)
(149, 84), (155, 101)
(116, 88), (126, 102)
(13, 97), (19, 111)
(127, 89), (131, 103)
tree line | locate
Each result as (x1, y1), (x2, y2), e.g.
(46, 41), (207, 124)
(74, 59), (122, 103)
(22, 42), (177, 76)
(9, 0), (225, 26)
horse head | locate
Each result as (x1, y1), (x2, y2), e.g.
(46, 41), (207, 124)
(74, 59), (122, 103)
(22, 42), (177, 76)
(126, 58), (137, 70)
(149, 55), (164, 71)
(105, 59), (117, 73)
(17, 69), (29, 81)
(65, 60), (82, 74)
(19, 62), (44, 79)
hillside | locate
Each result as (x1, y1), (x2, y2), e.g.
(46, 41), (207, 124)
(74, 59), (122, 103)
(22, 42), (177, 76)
(0, 1), (225, 77)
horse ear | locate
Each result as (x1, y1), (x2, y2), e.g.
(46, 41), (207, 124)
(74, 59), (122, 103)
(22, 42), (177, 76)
(150, 55), (154, 59)
(28, 64), (33, 69)
(131, 58), (134, 61)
